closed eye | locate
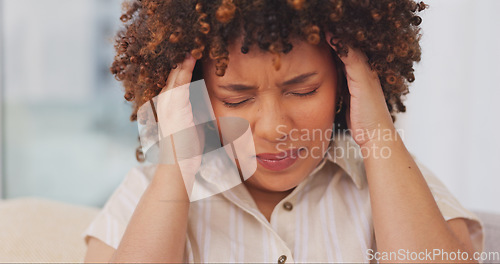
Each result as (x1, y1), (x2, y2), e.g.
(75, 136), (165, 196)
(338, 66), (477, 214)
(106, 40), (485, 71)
(222, 98), (252, 108)
(222, 87), (319, 108)
(290, 87), (319, 97)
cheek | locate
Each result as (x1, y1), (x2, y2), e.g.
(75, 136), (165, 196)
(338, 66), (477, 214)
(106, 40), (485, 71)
(206, 88), (225, 118)
(290, 89), (336, 130)
(209, 99), (231, 121)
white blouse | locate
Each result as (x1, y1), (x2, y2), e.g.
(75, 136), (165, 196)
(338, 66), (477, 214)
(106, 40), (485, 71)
(82, 133), (484, 263)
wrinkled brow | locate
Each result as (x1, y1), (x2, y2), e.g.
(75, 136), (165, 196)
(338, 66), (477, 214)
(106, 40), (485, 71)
(218, 71), (318, 91)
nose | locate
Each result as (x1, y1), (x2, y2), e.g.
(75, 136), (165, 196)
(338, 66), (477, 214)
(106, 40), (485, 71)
(252, 97), (293, 145)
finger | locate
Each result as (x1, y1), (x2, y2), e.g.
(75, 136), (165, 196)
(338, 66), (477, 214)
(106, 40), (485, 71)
(156, 53), (198, 135)
(162, 65), (181, 93)
(325, 33), (378, 84)
(163, 53), (197, 93)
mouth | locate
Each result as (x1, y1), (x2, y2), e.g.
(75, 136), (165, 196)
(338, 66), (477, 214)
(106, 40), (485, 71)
(255, 148), (304, 172)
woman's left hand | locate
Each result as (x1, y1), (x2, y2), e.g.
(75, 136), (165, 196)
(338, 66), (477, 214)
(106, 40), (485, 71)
(326, 33), (396, 147)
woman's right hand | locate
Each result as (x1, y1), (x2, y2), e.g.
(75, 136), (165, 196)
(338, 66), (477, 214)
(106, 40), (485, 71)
(155, 53), (202, 198)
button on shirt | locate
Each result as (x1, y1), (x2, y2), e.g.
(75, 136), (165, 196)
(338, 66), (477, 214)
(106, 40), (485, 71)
(82, 133), (484, 263)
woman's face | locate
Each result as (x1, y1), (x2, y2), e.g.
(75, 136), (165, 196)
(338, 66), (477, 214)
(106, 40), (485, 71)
(202, 38), (338, 193)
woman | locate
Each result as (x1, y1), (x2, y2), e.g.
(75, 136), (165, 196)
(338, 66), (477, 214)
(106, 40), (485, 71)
(83, 0), (484, 262)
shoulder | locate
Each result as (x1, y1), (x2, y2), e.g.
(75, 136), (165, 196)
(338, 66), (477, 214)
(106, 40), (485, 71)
(411, 155), (485, 253)
(124, 163), (157, 185)
(102, 163), (157, 220)
(82, 163), (158, 249)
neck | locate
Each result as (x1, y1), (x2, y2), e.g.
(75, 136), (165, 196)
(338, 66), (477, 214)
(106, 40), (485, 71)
(244, 183), (295, 222)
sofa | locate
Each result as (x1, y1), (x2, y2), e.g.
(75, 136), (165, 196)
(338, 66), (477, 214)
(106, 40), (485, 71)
(0, 197), (499, 263)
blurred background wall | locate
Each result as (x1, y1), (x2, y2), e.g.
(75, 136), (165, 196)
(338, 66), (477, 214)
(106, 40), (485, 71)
(395, 0), (500, 214)
(0, 0), (499, 212)
(0, 0), (140, 207)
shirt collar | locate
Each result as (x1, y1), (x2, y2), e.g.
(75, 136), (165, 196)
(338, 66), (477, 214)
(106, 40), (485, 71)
(324, 132), (367, 190)
(198, 131), (367, 203)
(214, 132), (367, 224)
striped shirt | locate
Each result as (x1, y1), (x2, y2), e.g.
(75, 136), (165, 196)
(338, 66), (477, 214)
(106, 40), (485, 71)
(82, 133), (484, 263)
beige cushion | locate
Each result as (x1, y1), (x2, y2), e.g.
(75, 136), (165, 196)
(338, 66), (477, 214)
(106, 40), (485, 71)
(475, 211), (500, 253)
(0, 197), (499, 262)
(0, 197), (99, 263)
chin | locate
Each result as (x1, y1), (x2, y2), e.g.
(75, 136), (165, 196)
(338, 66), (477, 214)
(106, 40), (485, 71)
(245, 169), (305, 193)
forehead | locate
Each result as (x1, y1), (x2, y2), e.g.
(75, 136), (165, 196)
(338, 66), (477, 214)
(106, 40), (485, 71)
(202, 38), (334, 80)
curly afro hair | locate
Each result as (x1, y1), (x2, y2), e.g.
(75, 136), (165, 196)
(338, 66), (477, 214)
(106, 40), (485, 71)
(110, 0), (428, 162)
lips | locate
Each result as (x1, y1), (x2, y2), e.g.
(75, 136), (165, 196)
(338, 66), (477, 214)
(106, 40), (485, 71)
(257, 148), (298, 160)
(256, 148), (302, 171)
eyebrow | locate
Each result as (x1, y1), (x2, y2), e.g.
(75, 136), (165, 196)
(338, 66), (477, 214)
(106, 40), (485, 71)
(218, 71), (319, 91)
